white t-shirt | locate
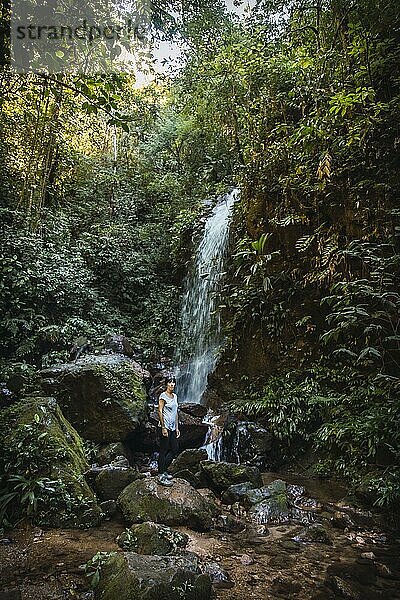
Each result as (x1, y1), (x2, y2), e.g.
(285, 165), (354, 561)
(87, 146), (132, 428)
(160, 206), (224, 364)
(158, 392), (178, 431)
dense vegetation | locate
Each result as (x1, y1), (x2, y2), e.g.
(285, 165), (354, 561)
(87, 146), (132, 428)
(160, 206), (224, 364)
(1, 0), (399, 511)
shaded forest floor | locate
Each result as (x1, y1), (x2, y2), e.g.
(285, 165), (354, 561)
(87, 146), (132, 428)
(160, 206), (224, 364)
(1, 472), (399, 600)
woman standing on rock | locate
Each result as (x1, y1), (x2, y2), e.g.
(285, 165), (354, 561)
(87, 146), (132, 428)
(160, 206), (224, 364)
(157, 375), (180, 486)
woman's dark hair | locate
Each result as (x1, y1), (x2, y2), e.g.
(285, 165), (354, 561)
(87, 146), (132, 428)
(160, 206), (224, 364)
(165, 375), (176, 385)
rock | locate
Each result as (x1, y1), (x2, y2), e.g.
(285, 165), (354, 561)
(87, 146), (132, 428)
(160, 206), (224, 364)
(361, 552), (375, 560)
(331, 511), (356, 529)
(202, 562), (234, 589)
(295, 523), (332, 545)
(0, 397), (101, 528)
(94, 552), (212, 600)
(171, 469), (202, 488)
(243, 486), (272, 509)
(286, 484), (306, 503)
(221, 481), (257, 505)
(116, 522), (189, 555)
(99, 500), (118, 520)
(96, 443), (133, 466)
(239, 554), (254, 566)
(133, 411), (209, 452)
(179, 403), (208, 418)
(248, 494), (289, 526)
(215, 514), (245, 533)
(117, 477), (219, 531)
(199, 461), (263, 494)
(170, 449), (208, 475)
(104, 334), (134, 357)
(327, 575), (360, 599)
(94, 467), (142, 500)
(41, 354), (148, 443)
(267, 479), (287, 495)
(222, 420), (272, 469)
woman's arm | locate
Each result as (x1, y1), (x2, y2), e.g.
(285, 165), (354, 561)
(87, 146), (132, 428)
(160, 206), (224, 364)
(158, 396), (168, 437)
(175, 407), (180, 438)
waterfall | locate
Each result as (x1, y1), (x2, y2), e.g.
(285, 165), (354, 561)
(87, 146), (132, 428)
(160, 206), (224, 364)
(175, 188), (239, 404)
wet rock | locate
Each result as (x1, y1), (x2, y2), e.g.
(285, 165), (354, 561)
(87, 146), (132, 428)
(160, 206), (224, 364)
(94, 552), (212, 600)
(249, 479), (290, 525)
(99, 500), (118, 520)
(295, 523), (332, 545)
(243, 486), (272, 509)
(94, 466), (142, 500)
(172, 469), (202, 488)
(202, 561), (234, 589)
(96, 443), (133, 466)
(221, 481), (257, 505)
(179, 403), (208, 418)
(286, 484), (306, 503)
(0, 397), (101, 528)
(222, 420), (272, 469)
(215, 514), (245, 533)
(116, 522), (189, 555)
(327, 575), (360, 599)
(199, 461), (263, 494)
(41, 354), (148, 443)
(170, 449), (208, 475)
(117, 477), (219, 531)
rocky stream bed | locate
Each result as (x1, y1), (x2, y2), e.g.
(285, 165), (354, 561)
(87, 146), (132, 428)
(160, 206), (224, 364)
(1, 352), (399, 600)
(1, 468), (399, 600)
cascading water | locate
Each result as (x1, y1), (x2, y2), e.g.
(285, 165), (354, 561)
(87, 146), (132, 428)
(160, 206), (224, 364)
(175, 188), (239, 405)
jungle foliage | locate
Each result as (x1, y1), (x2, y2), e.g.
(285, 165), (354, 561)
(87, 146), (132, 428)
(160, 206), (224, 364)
(1, 0), (400, 510)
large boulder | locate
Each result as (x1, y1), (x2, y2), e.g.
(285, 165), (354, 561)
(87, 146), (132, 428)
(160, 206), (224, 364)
(169, 449), (208, 475)
(116, 522), (189, 555)
(96, 442), (133, 466)
(94, 466), (142, 500)
(198, 461), (263, 494)
(117, 477), (219, 531)
(0, 397), (101, 528)
(94, 552), (212, 600)
(40, 354), (148, 443)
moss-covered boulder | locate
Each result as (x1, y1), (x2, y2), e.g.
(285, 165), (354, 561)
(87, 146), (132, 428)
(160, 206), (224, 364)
(116, 522), (189, 554)
(199, 461), (263, 494)
(0, 397), (101, 527)
(41, 354), (148, 443)
(94, 552), (212, 600)
(117, 477), (219, 531)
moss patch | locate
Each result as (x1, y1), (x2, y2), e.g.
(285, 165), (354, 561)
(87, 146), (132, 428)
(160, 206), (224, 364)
(0, 397), (101, 528)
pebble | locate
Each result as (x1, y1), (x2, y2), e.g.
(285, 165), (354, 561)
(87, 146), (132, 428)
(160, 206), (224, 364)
(361, 552), (375, 560)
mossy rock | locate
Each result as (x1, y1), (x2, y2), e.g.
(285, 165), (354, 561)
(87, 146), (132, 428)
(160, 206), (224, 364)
(221, 481), (257, 505)
(94, 552), (212, 600)
(41, 354), (148, 443)
(117, 477), (219, 531)
(0, 397), (101, 528)
(247, 480), (290, 526)
(94, 467), (142, 500)
(116, 522), (189, 555)
(199, 460), (263, 494)
(169, 449), (208, 475)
